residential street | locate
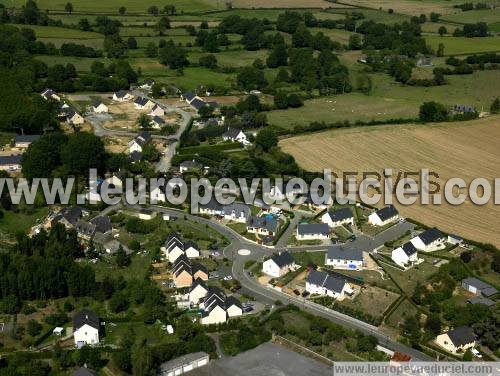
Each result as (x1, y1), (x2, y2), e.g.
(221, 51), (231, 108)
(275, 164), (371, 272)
(85, 90), (192, 173)
(124, 204), (431, 361)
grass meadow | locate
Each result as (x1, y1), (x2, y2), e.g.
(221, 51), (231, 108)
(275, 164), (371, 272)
(425, 35), (500, 55)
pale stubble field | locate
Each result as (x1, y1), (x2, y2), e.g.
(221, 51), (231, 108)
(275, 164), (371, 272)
(280, 116), (500, 246)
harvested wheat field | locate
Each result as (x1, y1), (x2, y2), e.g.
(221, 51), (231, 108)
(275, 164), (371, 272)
(280, 116), (500, 247)
(229, 0), (339, 8)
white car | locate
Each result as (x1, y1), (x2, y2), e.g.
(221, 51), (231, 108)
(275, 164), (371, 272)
(471, 348), (482, 358)
(223, 275), (233, 281)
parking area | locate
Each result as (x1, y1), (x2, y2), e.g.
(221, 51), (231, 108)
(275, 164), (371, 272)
(191, 341), (331, 376)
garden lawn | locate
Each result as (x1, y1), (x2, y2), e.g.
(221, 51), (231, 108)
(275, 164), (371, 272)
(292, 251), (326, 267)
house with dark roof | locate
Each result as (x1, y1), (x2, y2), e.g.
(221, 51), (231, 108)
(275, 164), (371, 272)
(76, 216), (112, 240)
(150, 115), (165, 129)
(0, 154), (22, 171)
(246, 215), (278, 236)
(453, 104), (476, 114)
(129, 150), (142, 163)
(113, 90), (133, 102)
(189, 278), (209, 305)
(52, 206), (89, 229)
(200, 288), (242, 325)
(41, 88), (60, 101)
(14, 134), (40, 148)
(462, 277), (498, 297)
(128, 131), (151, 154)
(198, 198), (224, 216)
(73, 309), (101, 347)
(321, 207), (354, 228)
(149, 104), (165, 117)
(305, 270), (353, 299)
(435, 327), (476, 354)
(162, 233), (200, 263)
(391, 242), (419, 268)
(222, 128), (249, 145)
(181, 91), (197, 103)
(66, 107), (84, 125)
(325, 247), (364, 270)
(190, 98), (207, 111)
(223, 202), (251, 223)
(92, 100), (108, 113)
(296, 223), (329, 241)
(262, 251), (296, 278)
(410, 227), (445, 252)
(368, 205), (399, 226)
(134, 96), (154, 110)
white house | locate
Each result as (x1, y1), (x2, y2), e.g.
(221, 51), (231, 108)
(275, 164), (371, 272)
(149, 104), (165, 117)
(128, 132), (151, 154)
(14, 135), (40, 148)
(305, 270), (353, 299)
(391, 242), (418, 268)
(448, 234), (464, 246)
(368, 205), (399, 226)
(435, 327), (476, 354)
(150, 115), (165, 129)
(184, 240), (200, 258)
(0, 155), (22, 172)
(296, 223), (329, 241)
(134, 97), (155, 110)
(66, 108), (84, 125)
(41, 88), (60, 101)
(163, 234), (185, 263)
(73, 310), (100, 347)
(179, 160), (203, 173)
(92, 100), (108, 113)
(410, 228), (445, 252)
(325, 247), (364, 270)
(200, 288), (227, 325)
(321, 207), (354, 228)
(226, 296), (243, 317)
(189, 279), (209, 305)
(222, 128), (249, 145)
(138, 208), (156, 220)
(200, 288), (242, 324)
(262, 251), (296, 278)
(139, 79), (155, 91)
(113, 90), (133, 102)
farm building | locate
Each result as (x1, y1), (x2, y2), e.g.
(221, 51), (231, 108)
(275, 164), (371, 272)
(158, 352), (209, 376)
(461, 277), (498, 297)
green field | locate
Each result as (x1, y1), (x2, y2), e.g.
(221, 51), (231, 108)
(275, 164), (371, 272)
(8, 23), (102, 39)
(2, 0), (218, 13)
(310, 27), (357, 45)
(425, 35), (500, 55)
(441, 8), (500, 25)
(190, 48), (269, 67)
(321, 8), (410, 24)
(268, 69), (500, 128)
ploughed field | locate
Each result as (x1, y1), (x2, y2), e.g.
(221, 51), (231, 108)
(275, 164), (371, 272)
(280, 116), (500, 247)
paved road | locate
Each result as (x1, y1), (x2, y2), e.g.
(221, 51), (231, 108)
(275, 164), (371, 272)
(86, 90), (192, 173)
(123, 204), (430, 360)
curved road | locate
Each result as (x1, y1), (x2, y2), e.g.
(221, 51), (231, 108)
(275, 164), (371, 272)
(124, 204), (432, 361)
(86, 90), (192, 173)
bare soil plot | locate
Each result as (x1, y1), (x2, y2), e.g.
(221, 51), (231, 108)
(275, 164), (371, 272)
(336, 285), (400, 320)
(280, 116), (500, 247)
(102, 135), (132, 153)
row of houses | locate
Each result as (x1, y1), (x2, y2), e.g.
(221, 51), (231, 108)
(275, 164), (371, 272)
(172, 254), (208, 288)
(391, 228), (447, 268)
(161, 232), (200, 263)
(199, 200), (280, 238)
(41, 88), (85, 125)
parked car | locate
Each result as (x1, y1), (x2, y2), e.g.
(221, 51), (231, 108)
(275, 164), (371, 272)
(471, 349), (482, 358)
(243, 306), (254, 313)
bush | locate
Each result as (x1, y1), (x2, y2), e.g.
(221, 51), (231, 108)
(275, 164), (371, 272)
(419, 101), (449, 122)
